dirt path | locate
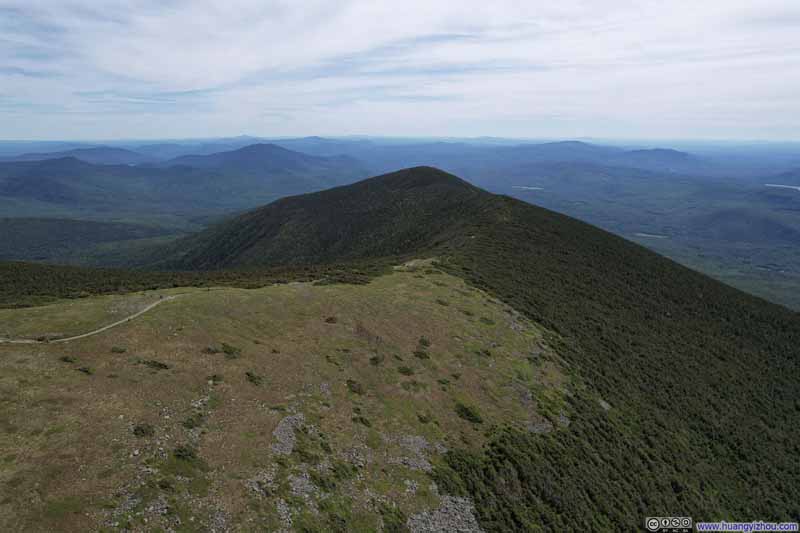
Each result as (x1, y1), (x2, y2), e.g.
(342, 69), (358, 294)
(0, 295), (180, 345)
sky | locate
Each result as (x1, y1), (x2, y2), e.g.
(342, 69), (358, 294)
(0, 0), (798, 141)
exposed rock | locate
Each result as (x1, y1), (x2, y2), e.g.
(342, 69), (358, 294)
(386, 434), (440, 473)
(276, 498), (293, 533)
(341, 444), (373, 468)
(191, 396), (209, 410)
(407, 496), (484, 533)
(245, 467), (276, 498)
(526, 419), (554, 434)
(390, 455), (432, 473)
(271, 413), (305, 455)
(319, 382), (331, 397)
(209, 509), (231, 533)
(107, 491), (142, 527)
(289, 471), (318, 502)
(145, 495), (169, 516)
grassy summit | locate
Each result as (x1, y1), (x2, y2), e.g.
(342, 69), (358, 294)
(0, 166), (798, 531)
(0, 266), (560, 531)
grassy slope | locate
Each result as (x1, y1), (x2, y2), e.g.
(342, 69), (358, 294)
(0, 266), (561, 531)
(1, 167), (798, 530)
(0, 291), (163, 340)
(0, 260), (386, 308)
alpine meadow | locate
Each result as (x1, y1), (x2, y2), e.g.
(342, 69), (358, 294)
(1, 2), (799, 532)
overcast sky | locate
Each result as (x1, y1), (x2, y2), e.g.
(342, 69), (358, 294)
(1, 0), (798, 140)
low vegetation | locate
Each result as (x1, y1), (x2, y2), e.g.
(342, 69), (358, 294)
(454, 402), (483, 424)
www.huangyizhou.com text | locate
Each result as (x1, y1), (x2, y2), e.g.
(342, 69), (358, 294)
(696, 521), (799, 532)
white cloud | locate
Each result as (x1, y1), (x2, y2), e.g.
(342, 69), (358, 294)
(0, 0), (797, 139)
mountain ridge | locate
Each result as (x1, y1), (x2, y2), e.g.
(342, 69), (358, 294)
(157, 166), (483, 270)
(0, 146), (152, 165)
(0, 145), (369, 212)
(164, 143), (362, 173)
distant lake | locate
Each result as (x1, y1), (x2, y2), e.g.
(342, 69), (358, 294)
(634, 232), (669, 239)
(765, 183), (800, 192)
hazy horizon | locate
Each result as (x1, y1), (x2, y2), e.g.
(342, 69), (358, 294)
(2, 1), (799, 141)
(2, 135), (800, 149)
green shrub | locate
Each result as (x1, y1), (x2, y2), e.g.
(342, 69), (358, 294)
(173, 445), (197, 461)
(455, 402), (483, 424)
(182, 414), (205, 430)
(401, 380), (425, 392)
(136, 358), (170, 370)
(379, 503), (409, 533)
(221, 343), (241, 359)
(245, 371), (263, 386)
(133, 423), (155, 437)
(352, 415), (371, 427)
(346, 379), (365, 395)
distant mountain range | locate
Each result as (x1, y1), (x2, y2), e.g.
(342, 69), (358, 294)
(0, 137), (798, 307)
(0, 146), (153, 165)
(0, 144), (369, 214)
(162, 143), (365, 188)
(257, 138), (713, 178)
(0, 138), (711, 176)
